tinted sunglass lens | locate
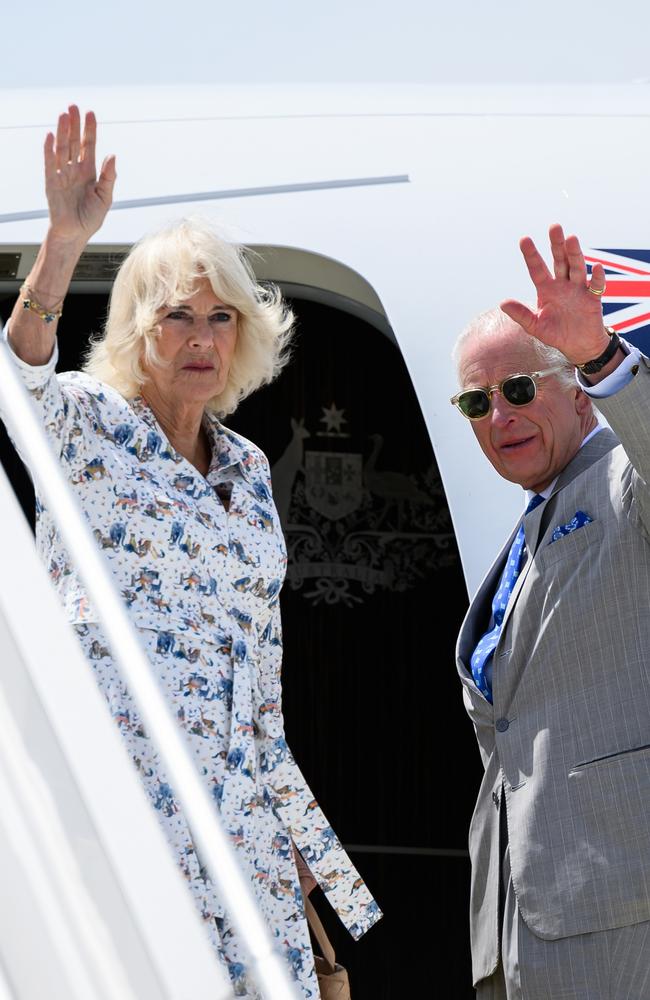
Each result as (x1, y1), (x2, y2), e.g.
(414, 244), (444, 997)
(502, 375), (536, 406)
(458, 390), (490, 419)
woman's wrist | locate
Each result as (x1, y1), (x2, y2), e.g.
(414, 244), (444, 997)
(43, 225), (88, 260)
(26, 228), (87, 305)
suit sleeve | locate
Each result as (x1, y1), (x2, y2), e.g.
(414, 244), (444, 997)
(593, 351), (650, 537)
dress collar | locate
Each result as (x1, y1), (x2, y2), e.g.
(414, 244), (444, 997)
(130, 395), (258, 483)
(203, 412), (259, 484)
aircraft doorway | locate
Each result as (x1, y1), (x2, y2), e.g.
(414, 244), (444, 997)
(229, 295), (480, 999)
(0, 287), (481, 999)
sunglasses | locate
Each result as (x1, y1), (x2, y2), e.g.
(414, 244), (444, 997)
(450, 368), (563, 421)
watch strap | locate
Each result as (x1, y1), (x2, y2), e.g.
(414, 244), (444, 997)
(577, 327), (622, 375)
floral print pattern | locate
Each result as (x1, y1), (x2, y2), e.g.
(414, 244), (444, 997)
(5, 337), (382, 998)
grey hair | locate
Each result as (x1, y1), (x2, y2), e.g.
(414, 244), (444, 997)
(83, 217), (294, 416)
(452, 307), (577, 391)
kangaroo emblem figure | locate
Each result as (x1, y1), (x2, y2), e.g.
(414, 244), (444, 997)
(271, 417), (310, 526)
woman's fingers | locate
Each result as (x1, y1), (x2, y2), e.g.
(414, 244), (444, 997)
(80, 110), (97, 166)
(51, 106), (97, 180)
(44, 106), (113, 237)
(68, 104), (81, 165)
(96, 155), (117, 206)
(44, 132), (57, 182)
(54, 111), (70, 171)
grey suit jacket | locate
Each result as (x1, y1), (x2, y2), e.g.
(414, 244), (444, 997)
(456, 354), (650, 986)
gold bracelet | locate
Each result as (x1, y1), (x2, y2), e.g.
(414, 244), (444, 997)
(21, 283), (64, 324)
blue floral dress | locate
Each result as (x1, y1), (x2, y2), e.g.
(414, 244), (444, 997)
(6, 337), (382, 998)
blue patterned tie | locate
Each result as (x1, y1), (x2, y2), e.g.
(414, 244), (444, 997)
(470, 493), (545, 702)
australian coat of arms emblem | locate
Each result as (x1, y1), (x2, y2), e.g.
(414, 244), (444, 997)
(270, 404), (457, 606)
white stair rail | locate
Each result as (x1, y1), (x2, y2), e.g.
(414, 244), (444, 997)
(0, 677), (141, 1000)
(0, 457), (233, 1000)
(0, 329), (301, 1000)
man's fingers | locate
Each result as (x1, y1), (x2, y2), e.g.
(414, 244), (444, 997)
(549, 223), (569, 279)
(500, 299), (537, 335)
(566, 234), (587, 284)
(519, 236), (553, 289)
(589, 262), (607, 295)
(68, 104), (81, 164)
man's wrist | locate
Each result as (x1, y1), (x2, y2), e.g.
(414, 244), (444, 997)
(578, 330), (630, 387)
(577, 328), (622, 375)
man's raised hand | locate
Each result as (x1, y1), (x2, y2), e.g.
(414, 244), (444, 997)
(500, 223), (610, 367)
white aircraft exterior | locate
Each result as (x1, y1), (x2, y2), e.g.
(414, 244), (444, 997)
(1, 83), (649, 997)
(4, 83), (650, 594)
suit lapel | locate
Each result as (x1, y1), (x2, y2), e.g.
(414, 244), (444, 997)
(499, 426), (619, 635)
(458, 426), (619, 697)
(548, 426), (618, 501)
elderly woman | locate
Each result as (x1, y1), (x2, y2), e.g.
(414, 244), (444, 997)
(4, 105), (380, 998)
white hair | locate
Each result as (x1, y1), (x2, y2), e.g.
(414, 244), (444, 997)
(83, 217), (294, 416)
(452, 307), (577, 391)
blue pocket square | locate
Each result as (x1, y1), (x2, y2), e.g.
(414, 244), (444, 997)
(548, 510), (593, 544)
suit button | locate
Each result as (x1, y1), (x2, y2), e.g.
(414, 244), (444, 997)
(495, 717), (509, 732)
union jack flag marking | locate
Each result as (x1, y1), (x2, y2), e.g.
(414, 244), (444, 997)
(586, 249), (650, 353)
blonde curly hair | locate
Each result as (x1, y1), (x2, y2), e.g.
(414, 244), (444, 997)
(83, 217), (294, 416)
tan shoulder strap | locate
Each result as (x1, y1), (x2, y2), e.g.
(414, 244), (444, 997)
(304, 895), (336, 973)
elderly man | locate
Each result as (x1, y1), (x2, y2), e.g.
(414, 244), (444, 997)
(452, 224), (650, 999)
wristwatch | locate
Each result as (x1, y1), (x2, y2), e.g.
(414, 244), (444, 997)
(577, 327), (622, 375)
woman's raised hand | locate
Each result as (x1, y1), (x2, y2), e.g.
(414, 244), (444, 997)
(7, 106), (117, 365)
(500, 223), (610, 367)
(44, 105), (116, 244)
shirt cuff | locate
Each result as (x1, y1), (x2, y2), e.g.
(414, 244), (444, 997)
(2, 321), (59, 388)
(576, 337), (641, 398)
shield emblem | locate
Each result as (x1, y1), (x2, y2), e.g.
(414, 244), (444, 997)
(305, 451), (362, 520)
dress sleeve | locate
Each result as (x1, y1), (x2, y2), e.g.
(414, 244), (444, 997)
(1, 328), (89, 470)
(255, 605), (383, 940)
